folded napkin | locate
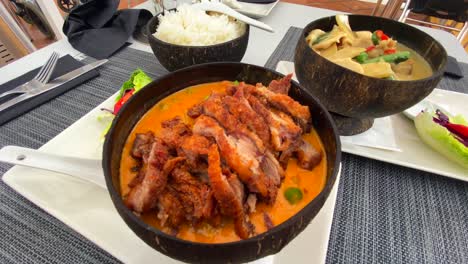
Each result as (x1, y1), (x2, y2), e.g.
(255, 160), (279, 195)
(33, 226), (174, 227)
(0, 55), (99, 126)
(63, 0), (152, 59)
(237, 0), (277, 4)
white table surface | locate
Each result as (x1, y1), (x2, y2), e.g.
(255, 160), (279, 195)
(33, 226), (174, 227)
(1, 1), (467, 86)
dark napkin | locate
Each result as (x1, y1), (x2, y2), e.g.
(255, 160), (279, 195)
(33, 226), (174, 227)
(445, 56), (464, 78)
(63, 0), (152, 59)
(0, 55), (99, 125)
(238, 0), (278, 4)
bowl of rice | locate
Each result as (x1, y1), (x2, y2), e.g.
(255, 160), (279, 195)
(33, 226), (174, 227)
(146, 4), (249, 71)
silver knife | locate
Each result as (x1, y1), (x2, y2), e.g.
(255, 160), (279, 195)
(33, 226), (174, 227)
(0, 59), (108, 113)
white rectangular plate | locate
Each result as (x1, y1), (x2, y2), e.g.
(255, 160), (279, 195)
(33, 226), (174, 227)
(2, 92), (341, 264)
(276, 61), (468, 182)
(342, 89), (468, 182)
(235, 1), (279, 19)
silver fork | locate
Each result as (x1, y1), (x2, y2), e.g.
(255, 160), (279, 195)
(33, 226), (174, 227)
(0, 52), (60, 99)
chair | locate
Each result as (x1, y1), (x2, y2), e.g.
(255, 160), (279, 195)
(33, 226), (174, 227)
(372, 0), (406, 19)
(398, 0), (468, 41)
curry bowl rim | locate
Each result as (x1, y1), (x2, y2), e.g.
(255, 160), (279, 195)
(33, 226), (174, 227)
(102, 62), (342, 248)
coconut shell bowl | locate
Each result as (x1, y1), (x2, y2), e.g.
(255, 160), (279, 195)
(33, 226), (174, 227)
(146, 13), (249, 72)
(294, 15), (447, 136)
(103, 62), (341, 263)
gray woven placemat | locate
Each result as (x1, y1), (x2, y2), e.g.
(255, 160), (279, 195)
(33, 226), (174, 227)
(265, 27), (468, 264)
(0, 39), (467, 264)
(0, 47), (168, 263)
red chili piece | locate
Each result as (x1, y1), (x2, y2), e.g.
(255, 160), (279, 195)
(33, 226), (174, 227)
(445, 123), (468, 139)
(114, 89), (135, 114)
(376, 30), (390, 41)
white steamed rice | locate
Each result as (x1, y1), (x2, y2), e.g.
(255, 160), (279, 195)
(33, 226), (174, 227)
(153, 4), (246, 46)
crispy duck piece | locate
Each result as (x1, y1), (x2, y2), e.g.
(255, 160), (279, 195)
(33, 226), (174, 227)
(169, 166), (214, 222)
(278, 138), (322, 170)
(201, 94), (266, 152)
(247, 95), (302, 152)
(207, 144), (254, 239)
(157, 187), (186, 227)
(223, 87), (271, 148)
(254, 85), (311, 131)
(229, 82), (321, 170)
(193, 115), (278, 202)
(267, 73), (293, 94)
(177, 134), (211, 170)
(159, 116), (191, 150)
(131, 132), (155, 162)
(196, 95), (285, 202)
(125, 137), (184, 213)
(231, 83), (311, 131)
(261, 151), (284, 185)
(296, 139), (322, 170)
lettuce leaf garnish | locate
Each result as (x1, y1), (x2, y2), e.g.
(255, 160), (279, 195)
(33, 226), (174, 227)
(414, 109), (468, 169)
(100, 69), (152, 139)
(116, 69), (152, 101)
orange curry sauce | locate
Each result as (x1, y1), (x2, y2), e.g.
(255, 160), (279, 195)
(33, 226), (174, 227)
(119, 81), (327, 243)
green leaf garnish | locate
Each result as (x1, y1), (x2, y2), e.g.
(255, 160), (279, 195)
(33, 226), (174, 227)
(116, 69), (152, 101)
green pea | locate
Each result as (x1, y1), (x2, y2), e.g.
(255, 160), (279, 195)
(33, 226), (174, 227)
(284, 187), (303, 204)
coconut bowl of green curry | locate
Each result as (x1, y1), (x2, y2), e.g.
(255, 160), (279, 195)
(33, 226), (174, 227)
(295, 15), (447, 135)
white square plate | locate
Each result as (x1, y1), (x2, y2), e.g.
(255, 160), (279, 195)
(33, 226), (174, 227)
(2, 91), (342, 264)
(276, 61), (468, 182)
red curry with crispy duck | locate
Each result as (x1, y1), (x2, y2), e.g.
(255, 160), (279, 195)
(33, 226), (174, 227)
(119, 75), (327, 242)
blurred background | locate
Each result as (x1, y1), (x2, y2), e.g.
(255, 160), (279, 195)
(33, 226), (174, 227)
(0, 0), (467, 67)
